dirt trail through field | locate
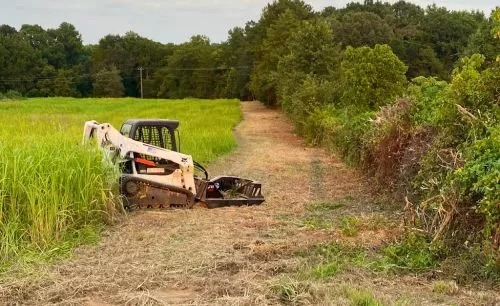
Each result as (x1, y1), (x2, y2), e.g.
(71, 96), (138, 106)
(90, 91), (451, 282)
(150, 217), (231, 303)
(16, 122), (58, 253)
(1, 102), (498, 305)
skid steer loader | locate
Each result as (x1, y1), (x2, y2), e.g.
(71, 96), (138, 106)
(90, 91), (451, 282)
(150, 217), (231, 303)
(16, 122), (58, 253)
(83, 119), (264, 210)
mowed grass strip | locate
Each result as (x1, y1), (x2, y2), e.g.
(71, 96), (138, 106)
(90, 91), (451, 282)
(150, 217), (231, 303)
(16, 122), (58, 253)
(0, 97), (242, 269)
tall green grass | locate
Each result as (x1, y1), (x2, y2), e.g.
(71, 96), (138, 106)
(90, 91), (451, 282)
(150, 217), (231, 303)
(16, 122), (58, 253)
(0, 97), (241, 269)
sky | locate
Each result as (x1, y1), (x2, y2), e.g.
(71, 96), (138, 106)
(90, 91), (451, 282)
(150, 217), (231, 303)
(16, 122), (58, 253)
(1, 0), (498, 45)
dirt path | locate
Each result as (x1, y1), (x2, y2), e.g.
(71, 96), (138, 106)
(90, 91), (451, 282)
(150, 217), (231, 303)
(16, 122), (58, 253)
(1, 102), (498, 305)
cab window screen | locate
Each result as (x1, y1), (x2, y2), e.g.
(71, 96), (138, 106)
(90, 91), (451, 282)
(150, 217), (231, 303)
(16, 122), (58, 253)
(161, 127), (173, 150)
(134, 126), (174, 150)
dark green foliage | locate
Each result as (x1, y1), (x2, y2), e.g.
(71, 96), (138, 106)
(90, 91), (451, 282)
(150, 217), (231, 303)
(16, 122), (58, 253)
(392, 42), (445, 79)
(0, 22), (89, 97)
(421, 6), (484, 73)
(463, 18), (500, 63)
(221, 27), (253, 100)
(0, 27), (46, 95)
(157, 36), (223, 99)
(275, 17), (341, 116)
(0, 90), (23, 100)
(454, 127), (500, 244)
(335, 11), (394, 48)
(92, 32), (173, 98)
(92, 66), (125, 97)
(340, 44), (408, 110)
(250, 9), (309, 105)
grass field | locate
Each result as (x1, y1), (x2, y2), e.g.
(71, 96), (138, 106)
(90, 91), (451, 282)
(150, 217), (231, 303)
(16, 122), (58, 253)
(0, 97), (242, 270)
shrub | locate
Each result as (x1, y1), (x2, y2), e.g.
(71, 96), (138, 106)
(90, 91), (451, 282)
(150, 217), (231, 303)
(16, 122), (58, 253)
(0, 90), (23, 101)
(407, 76), (448, 125)
(453, 126), (500, 251)
(332, 109), (374, 166)
(301, 106), (339, 146)
(340, 44), (408, 110)
(283, 76), (335, 126)
(381, 234), (441, 272)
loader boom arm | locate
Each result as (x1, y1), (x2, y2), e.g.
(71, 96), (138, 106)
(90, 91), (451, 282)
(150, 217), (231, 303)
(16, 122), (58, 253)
(82, 121), (197, 194)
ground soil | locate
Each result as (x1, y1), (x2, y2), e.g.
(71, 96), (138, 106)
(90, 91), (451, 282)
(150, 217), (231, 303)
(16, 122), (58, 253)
(1, 102), (498, 305)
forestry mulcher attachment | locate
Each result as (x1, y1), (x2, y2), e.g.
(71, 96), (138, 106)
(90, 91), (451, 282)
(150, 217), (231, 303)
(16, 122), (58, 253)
(83, 119), (264, 210)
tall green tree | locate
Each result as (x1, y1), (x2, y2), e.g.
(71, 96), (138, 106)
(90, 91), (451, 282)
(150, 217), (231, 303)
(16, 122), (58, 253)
(92, 32), (172, 97)
(0, 26), (47, 95)
(335, 11), (395, 48)
(391, 1), (425, 28)
(421, 5), (484, 73)
(220, 27), (253, 100)
(248, 0), (314, 105)
(158, 36), (222, 99)
(277, 18), (341, 119)
(463, 10), (500, 64)
(340, 44), (408, 109)
(92, 66), (125, 97)
(17, 22), (88, 97)
(46, 22), (85, 69)
(250, 8), (309, 105)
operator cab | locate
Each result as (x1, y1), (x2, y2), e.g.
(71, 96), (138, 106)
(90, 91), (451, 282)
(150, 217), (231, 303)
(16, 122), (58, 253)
(119, 118), (209, 179)
(119, 119), (181, 175)
(120, 119), (180, 152)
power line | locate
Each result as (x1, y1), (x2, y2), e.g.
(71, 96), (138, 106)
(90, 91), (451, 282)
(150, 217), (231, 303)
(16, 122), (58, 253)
(0, 66), (252, 83)
(144, 66), (251, 71)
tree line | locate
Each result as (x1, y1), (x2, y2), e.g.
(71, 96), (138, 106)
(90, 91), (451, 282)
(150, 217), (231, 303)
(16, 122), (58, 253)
(0, 0), (495, 100)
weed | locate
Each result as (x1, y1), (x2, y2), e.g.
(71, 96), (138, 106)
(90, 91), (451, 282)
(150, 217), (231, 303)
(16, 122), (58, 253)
(357, 214), (391, 231)
(302, 200), (348, 229)
(345, 287), (385, 306)
(432, 280), (458, 295)
(380, 234), (440, 272)
(269, 277), (317, 304)
(295, 237), (444, 277)
(340, 216), (359, 236)
(295, 243), (377, 278)
(307, 201), (346, 211)
(169, 234), (186, 242)
(311, 262), (340, 279)
(302, 218), (334, 230)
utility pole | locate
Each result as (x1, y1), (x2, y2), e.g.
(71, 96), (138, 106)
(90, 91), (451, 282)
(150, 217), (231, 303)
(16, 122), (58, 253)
(138, 67), (144, 99)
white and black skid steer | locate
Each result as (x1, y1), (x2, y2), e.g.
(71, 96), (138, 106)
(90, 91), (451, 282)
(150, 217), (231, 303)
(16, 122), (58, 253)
(83, 119), (264, 210)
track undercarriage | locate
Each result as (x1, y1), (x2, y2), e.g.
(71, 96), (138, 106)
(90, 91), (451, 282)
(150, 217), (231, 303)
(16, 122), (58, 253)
(120, 175), (264, 210)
